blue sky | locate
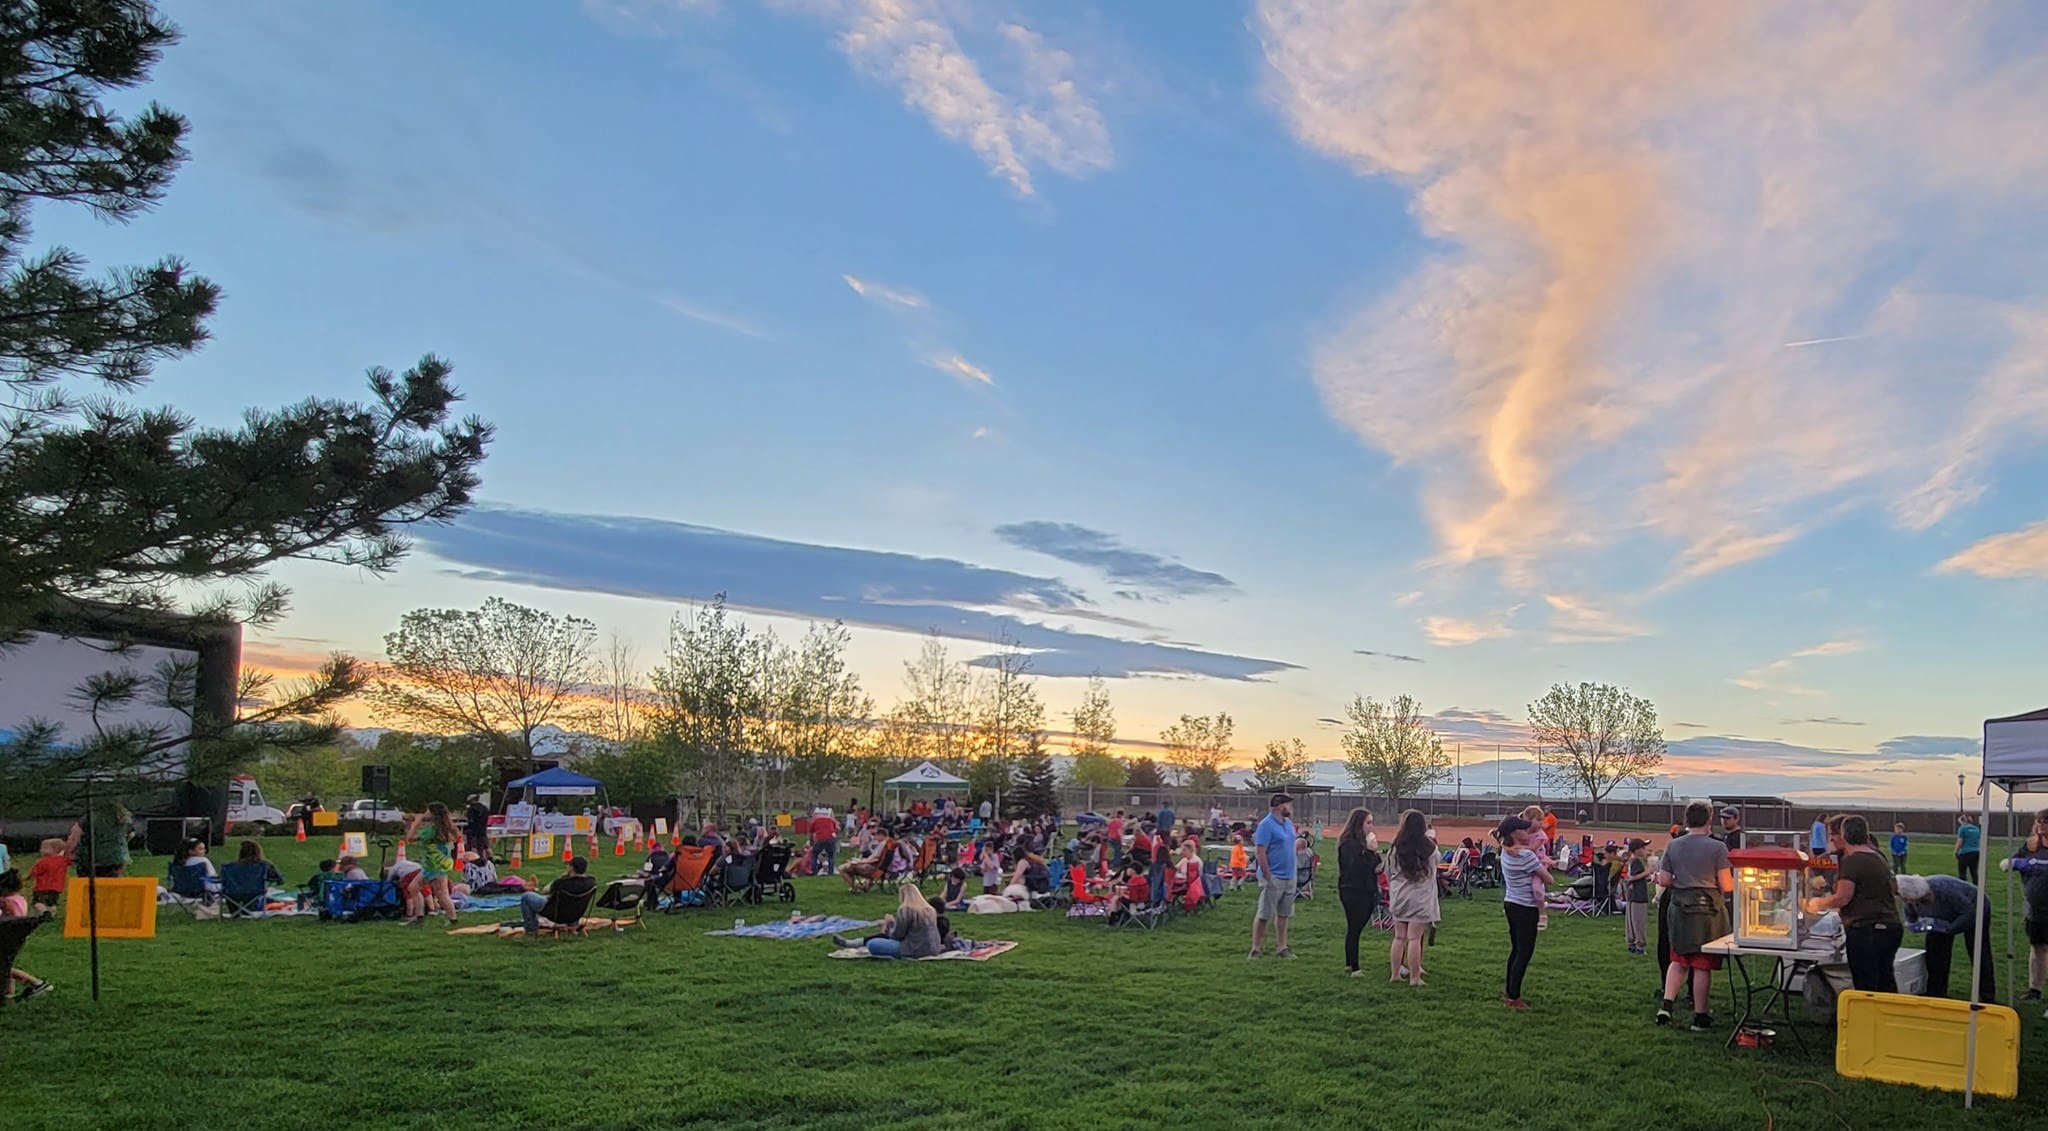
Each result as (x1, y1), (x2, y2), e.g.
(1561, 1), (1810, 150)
(67, 2), (2048, 804)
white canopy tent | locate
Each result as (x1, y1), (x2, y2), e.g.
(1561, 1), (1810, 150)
(1966, 706), (2048, 1107)
(882, 761), (973, 815)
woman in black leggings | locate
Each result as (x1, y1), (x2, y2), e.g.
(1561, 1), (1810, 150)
(1335, 808), (1383, 977)
(1806, 814), (1903, 992)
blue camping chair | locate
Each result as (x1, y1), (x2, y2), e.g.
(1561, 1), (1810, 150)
(320, 879), (404, 922)
(164, 860), (218, 917)
(219, 860), (281, 917)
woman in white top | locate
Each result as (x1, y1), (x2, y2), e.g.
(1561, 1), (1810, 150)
(1386, 809), (1441, 986)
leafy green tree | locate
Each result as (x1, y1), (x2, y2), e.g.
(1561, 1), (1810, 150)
(1340, 694), (1449, 810)
(649, 595), (770, 821)
(369, 598), (601, 780)
(1063, 675), (1123, 786)
(376, 731), (493, 813)
(1247, 737), (1310, 791)
(571, 735), (685, 812)
(0, 2), (490, 798)
(1527, 681), (1664, 819)
(1124, 756), (1164, 789)
(1160, 712), (1233, 788)
(258, 741), (364, 807)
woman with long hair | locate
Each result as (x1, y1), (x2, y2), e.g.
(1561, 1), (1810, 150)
(404, 802), (463, 927)
(834, 881), (942, 958)
(1805, 814), (1902, 992)
(1386, 809), (1439, 986)
(1335, 808), (1383, 977)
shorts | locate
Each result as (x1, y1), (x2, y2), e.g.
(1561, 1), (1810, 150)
(1256, 873), (1296, 921)
(1672, 952), (1723, 972)
(2027, 912), (2048, 947)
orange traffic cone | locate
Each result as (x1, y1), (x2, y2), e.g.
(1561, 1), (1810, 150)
(614, 835), (626, 857)
(509, 842), (523, 868)
(561, 842), (573, 862)
(295, 822), (306, 843)
(670, 832), (680, 847)
(395, 840), (407, 862)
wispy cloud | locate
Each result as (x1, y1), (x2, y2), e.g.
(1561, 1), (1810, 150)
(930, 354), (995, 386)
(1422, 610), (1516, 646)
(1784, 716), (1865, 727)
(1258, 1), (2048, 599)
(811, 3), (1111, 196)
(842, 274), (927, 310)
(1355, 649), (1424, 663)
(415, 505), (1296, 682)
(657, 296), (767, 339)
(1393, 590), (1422, 608)
(1935, 520), (2048, 580)
(1733, 639), (1867, 697)
(1541, 593), (1650, 643)
(995, 521), (1235, 598)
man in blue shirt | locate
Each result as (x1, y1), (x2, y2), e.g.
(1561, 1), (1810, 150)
(1250, 793), (1297, 959)
(1810, 815), (1829, 856)
(1956, 816), (1982, 884)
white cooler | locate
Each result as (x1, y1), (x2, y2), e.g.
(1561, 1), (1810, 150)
(1892, 947), (1926, 995)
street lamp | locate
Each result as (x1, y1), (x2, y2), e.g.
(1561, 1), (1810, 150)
(1957, 773), (1965, 815)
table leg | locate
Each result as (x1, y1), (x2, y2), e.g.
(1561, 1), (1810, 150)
(1725, 954), (1756, 1050)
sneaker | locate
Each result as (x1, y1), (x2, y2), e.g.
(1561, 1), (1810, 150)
(2021, 988), (2042, 1002)
(1349, 969), (1366, 978)
(1277, 947), (1296, 959)
(398, 916), (422, 927)
(1247, 948), (1263, 959)
(1655, 1006), (1673, 1026)
(1690, 1013), (1715, 1032)
(1505, 997), (1530, 1011)
(16, 980), (53, 1002)
(830, 934), (855, 948)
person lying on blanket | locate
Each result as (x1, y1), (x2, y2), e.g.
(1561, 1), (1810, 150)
(831, 884), (943, 957)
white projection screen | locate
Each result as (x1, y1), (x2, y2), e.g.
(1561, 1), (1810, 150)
(0, 630), (197, 749)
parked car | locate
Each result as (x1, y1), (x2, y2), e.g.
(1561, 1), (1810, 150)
(342, 799), (406, 824)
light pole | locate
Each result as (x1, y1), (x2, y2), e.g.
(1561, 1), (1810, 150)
(1957, 773), (1965, 815)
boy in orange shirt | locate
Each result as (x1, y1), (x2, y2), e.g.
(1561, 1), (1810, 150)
(28, 834), (78, 915)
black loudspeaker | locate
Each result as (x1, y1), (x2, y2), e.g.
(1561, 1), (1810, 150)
(361, 764), (391, 797)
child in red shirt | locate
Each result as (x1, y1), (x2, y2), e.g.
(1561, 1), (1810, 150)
(28, 836), (75, 913)
(1104, 863), (1150, 917)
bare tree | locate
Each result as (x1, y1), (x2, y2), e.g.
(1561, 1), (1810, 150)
(369, 597), (600, 778)
(1339, 694), (1448, 811)
(897, 632), (972, 769)
(600, 632), (641, 743)
(970, 635), (1043, 809)
(1160, 712), (1233, 791)
(1527, 681), (1664, 819)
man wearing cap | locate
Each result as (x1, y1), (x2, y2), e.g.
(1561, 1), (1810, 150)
(1250, 792), (1298, 959)
(1713, 806), (1744, 850)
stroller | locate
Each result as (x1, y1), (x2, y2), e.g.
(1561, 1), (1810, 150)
(751, 844), (797, 903)
(320, 879), (404, 922)
(718, 852), (759, 905)
(1294, 850), (1320, 901)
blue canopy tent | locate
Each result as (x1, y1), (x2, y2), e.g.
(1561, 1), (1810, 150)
(499, 767), (613, 840)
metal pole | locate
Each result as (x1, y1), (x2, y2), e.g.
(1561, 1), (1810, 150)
(84, 778), (101, 1003)
(1964, 774), (1993, 1110)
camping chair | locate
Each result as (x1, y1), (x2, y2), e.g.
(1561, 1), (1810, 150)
(535, 882), (601, 940)
(164, 860), (218, 917)
(219, 861), (275, 918)
(911, 835), (941, 881)
(0, 914), (40, 1006)
(1039, 859), (1070, 908)
(1590, 859), (1617, 915)
(719, 852), (759, 906)
(1556, 875), (1598, 918)
(1199, 860), (1223, 909)
(878, 839), (917, 891)
(321, 879), (403, 922)
(1114, 877), (1169, 930)
(595, 879), (647, 930)
(662, 844), (720, 911)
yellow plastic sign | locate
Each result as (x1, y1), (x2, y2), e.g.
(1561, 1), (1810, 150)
(62, 877), (157, 939)
(529, 833), (554, 858)
(341, 832), (368, 858)
(572, 815), (592, 833)
(311, 810), (340, 828)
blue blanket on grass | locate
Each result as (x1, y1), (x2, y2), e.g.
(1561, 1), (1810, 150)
(706, 915), (878, 940)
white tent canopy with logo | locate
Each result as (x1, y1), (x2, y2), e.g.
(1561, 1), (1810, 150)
(882, 761), (972, 814)
(1965, 706), (2048, 1107)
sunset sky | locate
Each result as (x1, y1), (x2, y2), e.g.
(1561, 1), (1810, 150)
(71, 2), (2048, 805)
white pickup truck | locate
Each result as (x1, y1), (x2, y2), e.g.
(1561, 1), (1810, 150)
(341, 799), (406, 824)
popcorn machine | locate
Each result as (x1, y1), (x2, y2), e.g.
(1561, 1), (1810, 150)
(1728, 847), (1815, 951)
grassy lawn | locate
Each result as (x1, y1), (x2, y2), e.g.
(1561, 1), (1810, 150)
(4, 836), (2041, 1130)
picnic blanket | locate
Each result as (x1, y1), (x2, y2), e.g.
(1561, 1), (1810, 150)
(828, 940), (1017, 961)
(707, 914), (877, 940)
(456, 893), (528, 912)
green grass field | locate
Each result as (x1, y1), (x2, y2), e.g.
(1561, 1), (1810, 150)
(4, 837), (2041, 1130)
